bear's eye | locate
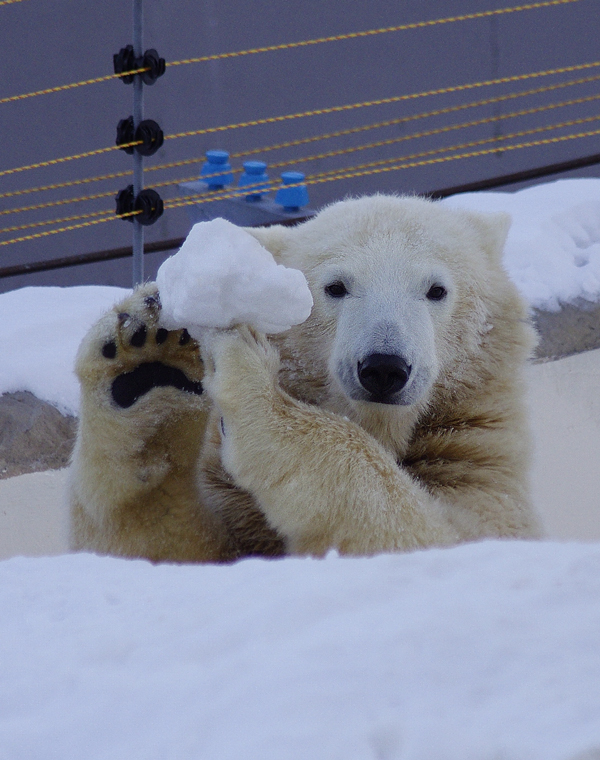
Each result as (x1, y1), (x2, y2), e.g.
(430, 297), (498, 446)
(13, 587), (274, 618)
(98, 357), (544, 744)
(426, 284), (447, 301)
(325, 281), (348, 298)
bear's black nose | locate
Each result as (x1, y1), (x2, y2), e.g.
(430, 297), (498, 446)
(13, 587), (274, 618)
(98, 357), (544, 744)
(357, 353), (411, 400)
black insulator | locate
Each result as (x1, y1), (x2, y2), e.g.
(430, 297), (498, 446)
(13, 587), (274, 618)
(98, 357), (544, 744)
(116, 117), (163, 156)
(116, 116), (135, 154)
(113, 45), (165, 85)
(135, 120), (164, 156)
(116, 187), (163, 225)
(115, 185), (135, 222)
(134, 188), (164, 226)
(138, 49), (166, 86)
(113, 45), (137, 84)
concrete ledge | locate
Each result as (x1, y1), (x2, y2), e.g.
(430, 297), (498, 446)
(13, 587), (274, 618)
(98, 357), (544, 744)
(533, 300), (600, 362)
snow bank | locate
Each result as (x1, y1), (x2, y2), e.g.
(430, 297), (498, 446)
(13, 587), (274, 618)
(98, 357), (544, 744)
(442, 178), (600, 311)
(0, 285), (129, 415)
(1, 541), (600, 759)
(157, 218), (313, 336)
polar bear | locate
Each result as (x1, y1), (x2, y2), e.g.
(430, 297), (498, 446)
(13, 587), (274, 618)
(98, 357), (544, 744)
(68, 195), (542, 562)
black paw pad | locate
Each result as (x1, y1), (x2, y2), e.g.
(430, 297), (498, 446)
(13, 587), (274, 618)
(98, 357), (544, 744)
(102, 341), (117, 359)
(111, 361), (203, 408)
(130, 325), (147, 347)
(155, 328), (168, 345)
(179, 329), (191, 346)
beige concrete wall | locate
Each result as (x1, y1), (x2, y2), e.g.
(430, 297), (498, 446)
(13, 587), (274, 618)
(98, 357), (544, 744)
(527, 348), (600, 541)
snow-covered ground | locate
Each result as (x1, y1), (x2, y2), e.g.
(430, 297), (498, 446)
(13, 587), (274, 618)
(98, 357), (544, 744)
(2, 541), (600, 760)
(1, 179), (600, 759)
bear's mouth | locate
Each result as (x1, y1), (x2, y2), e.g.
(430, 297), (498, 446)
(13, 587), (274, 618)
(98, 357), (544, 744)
(111, 361), (203, 409)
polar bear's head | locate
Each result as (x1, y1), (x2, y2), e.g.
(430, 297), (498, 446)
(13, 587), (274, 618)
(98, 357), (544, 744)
(249, 195), (518, 412)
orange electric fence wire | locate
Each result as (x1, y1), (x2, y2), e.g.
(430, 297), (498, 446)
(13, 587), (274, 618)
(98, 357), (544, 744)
(4, 70), (600, 202)
(3, 59), (599, 183)
(0, 69), (148, 106)
(2, 124), (599, 247)
(0, 169), (135, 200)
(0, 142), (140, 180)
(0, 0), (583, 105)
(262, 94), (600, 173)
(166, 0), (583, 67)
(3, 96), (600, 225)
(231, 72), (600, 159)
(164, 60), (600, 143)
(0, 213), (136, 247)
(0, 209), (114, 236)
(164, 117), (600, 203)
(305, 114), (600, 181)
(146, 102), (600, 197)
(163, 126), (600, 211)
(0, 189), (118, 218)
(5, 113), (600, 238)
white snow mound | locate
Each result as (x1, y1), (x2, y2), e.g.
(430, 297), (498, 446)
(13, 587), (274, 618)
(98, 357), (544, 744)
(442, 178), (600, 311)
(2, 541), (600, 759)
(156, 218), (313, 335)
(0, 285), (129, 415)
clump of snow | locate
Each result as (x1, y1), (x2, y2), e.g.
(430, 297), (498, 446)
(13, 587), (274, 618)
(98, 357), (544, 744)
(156, 218), (313, 335)
(442, 178), (600, 311)
(0, 285), (129, 415)
(1, 540), (600, 759)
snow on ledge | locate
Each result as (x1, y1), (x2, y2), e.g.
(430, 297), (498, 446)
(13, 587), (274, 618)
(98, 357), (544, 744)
(1, 540), (599, 759)
(442, 178), (600, 311)
(0, 285), (129, 415)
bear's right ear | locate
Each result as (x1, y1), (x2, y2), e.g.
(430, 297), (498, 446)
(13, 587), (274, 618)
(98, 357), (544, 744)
(244, 224), (292, 262)
(461, 210), (512, 264)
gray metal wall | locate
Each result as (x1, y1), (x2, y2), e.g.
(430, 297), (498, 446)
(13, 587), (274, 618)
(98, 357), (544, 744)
(1, 0), (598, 292)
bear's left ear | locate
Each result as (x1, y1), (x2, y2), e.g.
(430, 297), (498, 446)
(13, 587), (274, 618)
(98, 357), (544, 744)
(244, 224), (292, 263)
(462, 210), (512, 264)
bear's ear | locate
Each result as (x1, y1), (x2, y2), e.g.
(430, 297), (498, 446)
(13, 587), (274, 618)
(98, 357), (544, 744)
(461, 210), (512, 264)
(244, 224), (292, 262)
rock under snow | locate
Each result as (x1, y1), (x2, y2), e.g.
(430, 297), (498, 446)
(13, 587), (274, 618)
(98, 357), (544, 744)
(156, 218), (313, 336)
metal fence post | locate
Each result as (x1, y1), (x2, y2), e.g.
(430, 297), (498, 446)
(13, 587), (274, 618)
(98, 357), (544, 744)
(132, 0), (144, 287)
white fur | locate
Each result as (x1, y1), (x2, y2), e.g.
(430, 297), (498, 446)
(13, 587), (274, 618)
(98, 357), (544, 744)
(69, 195), (541, 562)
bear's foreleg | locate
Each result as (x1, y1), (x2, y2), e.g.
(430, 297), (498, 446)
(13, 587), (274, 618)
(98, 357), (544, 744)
(201, 326), (456, 556)
(69, 285), (232, 563)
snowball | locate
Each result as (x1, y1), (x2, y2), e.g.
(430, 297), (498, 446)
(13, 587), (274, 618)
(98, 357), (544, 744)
(156, 218), (313, 336)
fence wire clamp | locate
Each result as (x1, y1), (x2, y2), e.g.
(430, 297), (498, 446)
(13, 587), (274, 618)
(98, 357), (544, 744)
(116, 116), (164, 155)
(113, 45), (166, 85)
(116, 185), (164, 226)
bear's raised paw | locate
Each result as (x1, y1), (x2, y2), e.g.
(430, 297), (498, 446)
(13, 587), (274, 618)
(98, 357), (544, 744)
(75, 283), (205, 411)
